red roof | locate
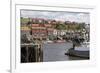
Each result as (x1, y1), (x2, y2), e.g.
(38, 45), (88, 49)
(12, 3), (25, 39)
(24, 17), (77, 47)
(44, 24), (52, 27)
(32, 24), (40, 27)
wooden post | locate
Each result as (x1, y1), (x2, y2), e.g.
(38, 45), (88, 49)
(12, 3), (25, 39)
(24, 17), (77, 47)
(26, 46), (29, 62)
(40, 44), (43, 62)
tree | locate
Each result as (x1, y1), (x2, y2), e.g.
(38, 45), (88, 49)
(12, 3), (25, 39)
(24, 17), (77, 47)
(55, 24), (66, 30)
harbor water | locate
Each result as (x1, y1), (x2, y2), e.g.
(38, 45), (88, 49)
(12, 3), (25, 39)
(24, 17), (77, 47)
(43, 42), (88, 62)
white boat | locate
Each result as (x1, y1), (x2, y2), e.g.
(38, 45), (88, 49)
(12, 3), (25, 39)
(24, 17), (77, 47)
(47, 40), (53, 43)
(65, 42), (89, 59)
(75, 42), (89, 51)
(43, 39), (53, 44)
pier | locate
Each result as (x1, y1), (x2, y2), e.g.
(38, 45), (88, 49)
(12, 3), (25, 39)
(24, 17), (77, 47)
(21, 43), (43, 63)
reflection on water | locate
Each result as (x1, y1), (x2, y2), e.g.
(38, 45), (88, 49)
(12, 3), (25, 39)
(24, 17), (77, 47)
(43, 42), (88, 62)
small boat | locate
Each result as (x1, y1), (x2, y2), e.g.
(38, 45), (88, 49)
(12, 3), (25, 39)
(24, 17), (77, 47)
(47, 40), (53, 43)
(65, 42), (89, 59)
(54, 40), (66, 43)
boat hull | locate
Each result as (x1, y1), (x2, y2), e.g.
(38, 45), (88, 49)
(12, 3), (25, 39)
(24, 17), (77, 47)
(65, 48), (89, 59)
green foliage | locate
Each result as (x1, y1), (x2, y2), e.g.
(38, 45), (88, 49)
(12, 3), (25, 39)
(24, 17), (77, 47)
(48, 35), (57, 40)
(76, 23), (85, 30)
(21, 17), (30, 25)
(55, 24), (66, 30)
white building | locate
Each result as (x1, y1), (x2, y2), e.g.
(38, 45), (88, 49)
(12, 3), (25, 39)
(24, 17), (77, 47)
(53, 29), (58, 36)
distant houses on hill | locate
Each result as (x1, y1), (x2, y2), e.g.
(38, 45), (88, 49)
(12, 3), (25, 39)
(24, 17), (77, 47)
(21, 17), (90, 42)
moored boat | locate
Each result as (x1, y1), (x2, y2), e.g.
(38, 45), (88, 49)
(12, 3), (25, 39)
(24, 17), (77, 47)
(65, 42), (89, 59)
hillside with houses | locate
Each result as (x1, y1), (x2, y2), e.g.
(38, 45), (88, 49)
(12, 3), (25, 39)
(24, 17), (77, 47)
(21, 17), (89, 43)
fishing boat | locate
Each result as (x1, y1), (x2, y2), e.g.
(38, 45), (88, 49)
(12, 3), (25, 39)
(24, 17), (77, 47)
(65, 42), (89, 59)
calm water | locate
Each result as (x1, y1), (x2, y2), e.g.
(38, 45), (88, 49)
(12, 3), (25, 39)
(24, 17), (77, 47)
(42, 42), (88, 62)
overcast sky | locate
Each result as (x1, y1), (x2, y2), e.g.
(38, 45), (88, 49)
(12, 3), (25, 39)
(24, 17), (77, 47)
(21, 10), (90, 24)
